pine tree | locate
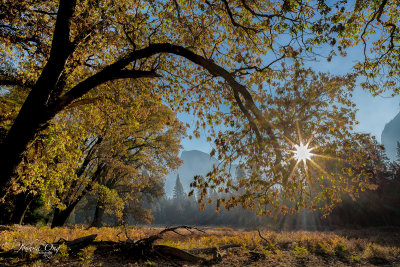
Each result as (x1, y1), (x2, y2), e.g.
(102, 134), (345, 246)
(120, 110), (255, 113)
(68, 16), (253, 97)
(396, 142), (400, 162)
(173, 174), (185, 201)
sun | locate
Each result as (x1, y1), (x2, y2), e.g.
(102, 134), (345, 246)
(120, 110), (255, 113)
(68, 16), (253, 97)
(293, 142), (313, 163)
(277, 122), (336, 181)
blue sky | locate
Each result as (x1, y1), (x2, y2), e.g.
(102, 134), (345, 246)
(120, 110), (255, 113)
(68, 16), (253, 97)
(178, 92), (400, 154)
(178, 46), (400, 154)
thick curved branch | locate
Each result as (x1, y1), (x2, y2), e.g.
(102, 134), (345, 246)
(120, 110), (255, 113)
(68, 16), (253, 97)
(0, 75), (34, 88)
(58, 68), (161, 109)
(59, 43), (280, 154)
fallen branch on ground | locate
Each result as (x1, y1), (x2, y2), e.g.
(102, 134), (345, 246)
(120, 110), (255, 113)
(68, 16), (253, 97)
(0, 226), (269, 266)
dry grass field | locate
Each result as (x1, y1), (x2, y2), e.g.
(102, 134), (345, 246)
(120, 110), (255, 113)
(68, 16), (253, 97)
(0, 225), (399, 266)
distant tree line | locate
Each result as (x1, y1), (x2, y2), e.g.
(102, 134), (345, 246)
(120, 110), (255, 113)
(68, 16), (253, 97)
(151, 153), (400, 229)
(322, 144), (400, 228)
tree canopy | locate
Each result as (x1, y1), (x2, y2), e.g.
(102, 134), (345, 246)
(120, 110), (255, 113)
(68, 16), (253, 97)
(339, 0), (400, 95)
(0, 0), (394, 219)
(9, 80), (185, 226)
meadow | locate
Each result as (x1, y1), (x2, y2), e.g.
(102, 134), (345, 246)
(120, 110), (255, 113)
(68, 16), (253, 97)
(0, 225), (399, 266)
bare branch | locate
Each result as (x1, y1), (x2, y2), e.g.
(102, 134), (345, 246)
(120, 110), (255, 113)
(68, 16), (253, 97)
(136, 225), (205, 245)
(221, 0), (259, 32)
(71, 20), (105, 49)
(359, 0), (397, 69)
(239, 0), (298, 23)
(172, 0), (182, 20)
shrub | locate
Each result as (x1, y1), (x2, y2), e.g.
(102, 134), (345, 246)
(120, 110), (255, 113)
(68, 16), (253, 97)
(57, 243), (70, 258)
(352, 255), (361, 263)
(362, 243), (393, 260)
(334, 241), (349, 258)
(292, 245), (309, 258)
(262, 249), (272, 257)
(315, 241), (333, 256)
(78, 245), (96, 264)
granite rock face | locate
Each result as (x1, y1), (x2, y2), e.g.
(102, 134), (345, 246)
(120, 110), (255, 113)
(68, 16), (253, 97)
(381, 111), (400, 161)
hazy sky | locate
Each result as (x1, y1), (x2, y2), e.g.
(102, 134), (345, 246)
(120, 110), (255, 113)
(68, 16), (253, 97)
(178, 46), (400, 154)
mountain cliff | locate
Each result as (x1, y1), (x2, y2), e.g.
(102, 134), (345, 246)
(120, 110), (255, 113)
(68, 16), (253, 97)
(381, 111), (400, 161)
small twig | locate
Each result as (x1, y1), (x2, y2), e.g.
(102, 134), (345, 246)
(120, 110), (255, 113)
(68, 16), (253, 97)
(116, 231), (124, 242)
(257, 229), (269, 244)
(135, 225), (205, 247)
(157, 225), (205, 237)
(123, 224), (134, 242)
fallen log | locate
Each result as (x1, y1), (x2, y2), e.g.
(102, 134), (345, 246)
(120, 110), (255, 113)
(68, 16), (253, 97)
(54, 234), (98, 255)
(154, 245), (206, 264)
(0, 226), (265, 266)
(188, 244), (242, 255)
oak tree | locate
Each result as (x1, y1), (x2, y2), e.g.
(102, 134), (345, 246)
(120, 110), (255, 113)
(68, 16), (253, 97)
(0, 0), (377, 217)
(11, 80), (184, 227)
(0, 0), (340, 191)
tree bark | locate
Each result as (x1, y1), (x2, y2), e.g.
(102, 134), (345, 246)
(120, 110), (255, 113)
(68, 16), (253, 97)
(91, 198), (105, 228)
(51, 164), (105, 228)
(0, 0), (77, 191)
(0, 104), (56, 187)
(0, 191), (33, 224)
(11, 192), (34, 225)
(18, 197), (33, 225)
(51, 203), (77, 228)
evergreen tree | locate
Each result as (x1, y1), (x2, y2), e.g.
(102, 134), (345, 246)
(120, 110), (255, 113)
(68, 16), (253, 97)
(173, 174), (185, 201)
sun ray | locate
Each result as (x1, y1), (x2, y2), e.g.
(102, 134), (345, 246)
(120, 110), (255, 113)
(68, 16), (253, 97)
(282, 135), (297, 147)
(303, 160), (311, 184)
(308, 158), (330, 177)
(280, 124), (338, 184)
(270, 155), (298, 174)
(288, 160), (301, 181)
(311, 154), (339, 161)
(305, 134), (315, 147)
(296, 121), (303, 144)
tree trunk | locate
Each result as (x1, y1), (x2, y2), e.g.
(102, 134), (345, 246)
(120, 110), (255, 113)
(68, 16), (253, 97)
(51, 204), (77, 228)
(91, 198), (105, 228)
(0, 100), (56, 188)
(51, 165), (104, 228)
(0, 192), (33, 224)
(0, 0), (78, 196)
(18, 197), (33, 225)
(10, 192), (34, 225)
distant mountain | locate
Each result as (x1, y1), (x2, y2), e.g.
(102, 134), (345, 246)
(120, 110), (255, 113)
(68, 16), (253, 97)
(381, 111), (400, 161)
(164, 150), (234, 197)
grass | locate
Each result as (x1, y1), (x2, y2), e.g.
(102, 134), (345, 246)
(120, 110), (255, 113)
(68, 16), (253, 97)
(0, 225), (399, 266)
